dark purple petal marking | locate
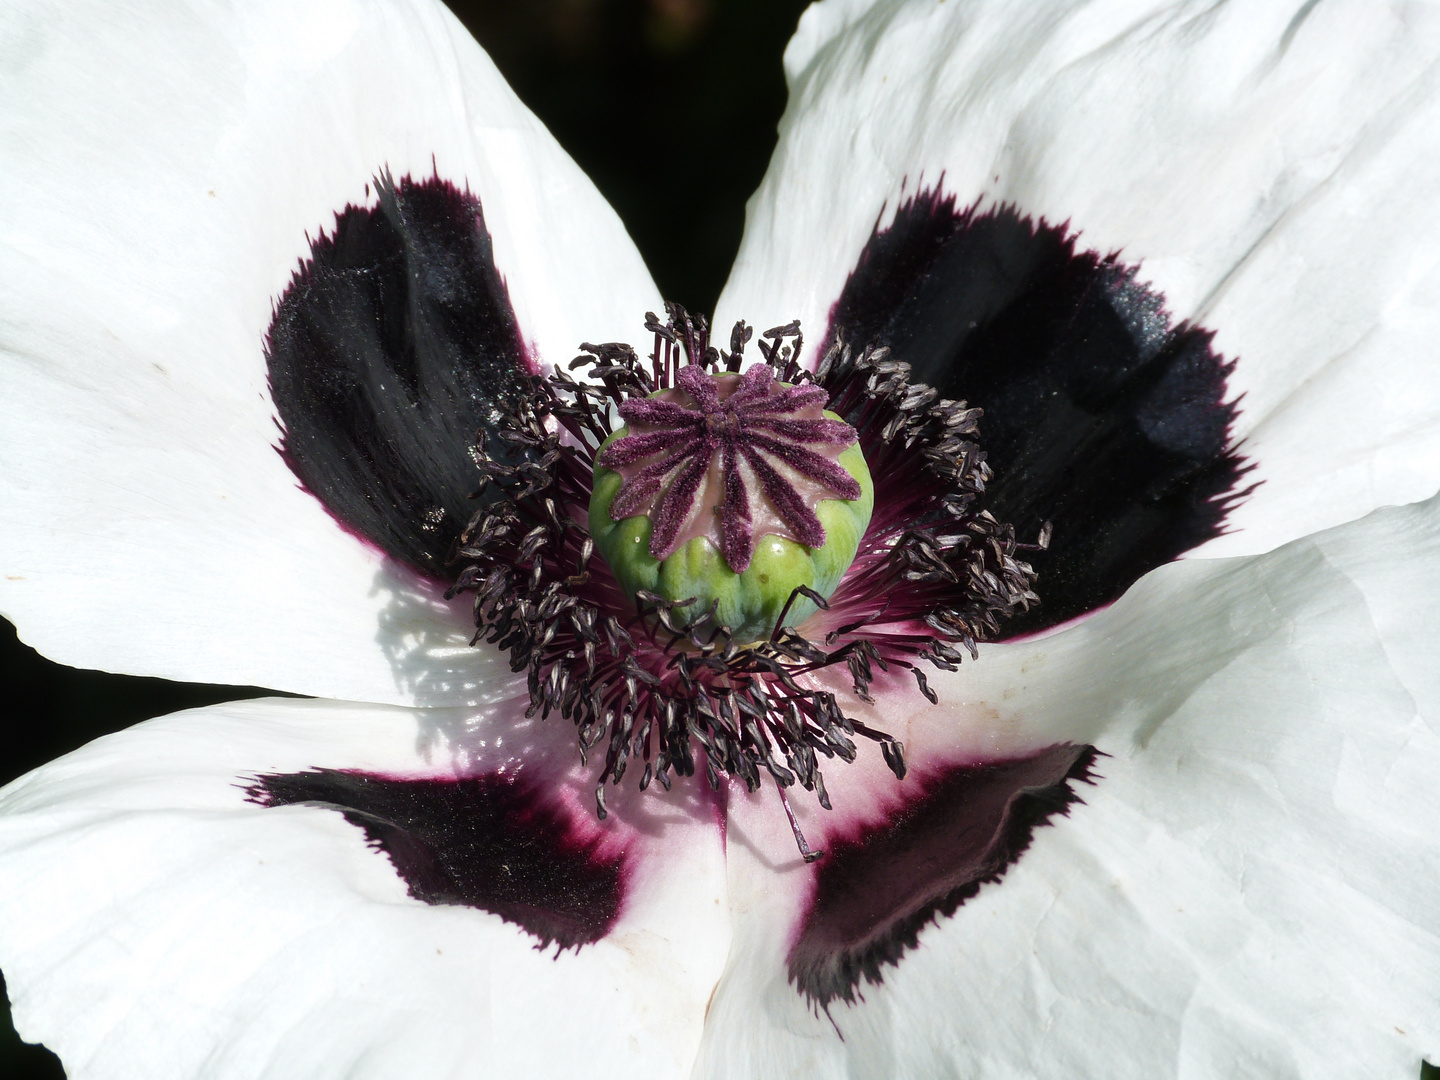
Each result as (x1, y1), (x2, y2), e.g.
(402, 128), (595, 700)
(266, 171), (532, 579)
(789, 745), (1099, 1006)
(823, 187), (1252, 636)
(246, 769), (625, 950)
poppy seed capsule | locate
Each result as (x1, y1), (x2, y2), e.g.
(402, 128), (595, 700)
(589, 364), (874, 643)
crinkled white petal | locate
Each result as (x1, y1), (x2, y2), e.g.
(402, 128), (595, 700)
(701, 489), (1440, 1079)
(0, 697), (728, 1080)
(0, 0), (660, 702)
(718, 0), (1440, 558)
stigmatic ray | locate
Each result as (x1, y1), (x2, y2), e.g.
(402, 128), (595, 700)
(448, 304), (1045, 858)
(591, 352), (873, 644)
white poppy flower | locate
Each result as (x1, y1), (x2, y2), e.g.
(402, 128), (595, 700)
(4, 0), (1440, 1078)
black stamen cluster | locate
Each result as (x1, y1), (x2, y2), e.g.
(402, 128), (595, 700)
(446, 304), (1043, 858)
(812, 339), (1047, 685)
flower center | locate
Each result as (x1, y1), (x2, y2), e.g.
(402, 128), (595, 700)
(448, 303), (1045, 859)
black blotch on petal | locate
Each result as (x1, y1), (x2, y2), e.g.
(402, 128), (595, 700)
(247, 769), (624, 950)
(788, 745), (1097, 1006)
(267, 172), (532, 578)
(825, 188), (1252, 635)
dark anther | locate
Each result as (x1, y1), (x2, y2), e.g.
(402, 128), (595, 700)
(779, 784), (824, 864)
(881, 739), (908, 780)
(772, 584), (830, 642)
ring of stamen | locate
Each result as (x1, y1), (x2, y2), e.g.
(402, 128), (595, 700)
(447, 303), (1045, 859)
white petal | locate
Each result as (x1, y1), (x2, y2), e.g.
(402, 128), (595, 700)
(0, 697), (728, 1080)
(700, 488), (1440, 1078)
(718, 0), (1440, 558)
(0, 0), (660, 702)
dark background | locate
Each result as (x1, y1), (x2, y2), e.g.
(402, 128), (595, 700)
(0, 0), (806, 1074)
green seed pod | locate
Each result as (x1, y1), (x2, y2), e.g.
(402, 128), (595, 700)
(588, 364), (873, 643)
